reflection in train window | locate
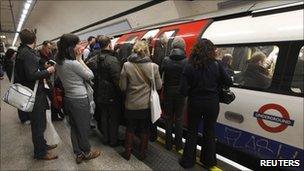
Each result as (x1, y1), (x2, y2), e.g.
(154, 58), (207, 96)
(152, 30), (177, 65)
(217, 45), (279, 90)
(141, 29), (159, 40)
(291, 46), (304, 93)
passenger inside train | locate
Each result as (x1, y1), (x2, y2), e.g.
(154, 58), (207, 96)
(0, 1), (303, 171)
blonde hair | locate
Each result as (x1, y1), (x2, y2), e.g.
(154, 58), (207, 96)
(132, 40), (150, 57)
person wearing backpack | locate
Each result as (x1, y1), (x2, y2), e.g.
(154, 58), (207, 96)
(95, 35), (122, 147)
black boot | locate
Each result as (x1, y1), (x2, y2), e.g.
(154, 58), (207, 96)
(122, 131), (133, 160)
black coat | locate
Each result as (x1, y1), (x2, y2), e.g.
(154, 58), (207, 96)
(161, 48), (187, 94)
(153, 40), (167, 67)
(96, 50), (122, 105)
(14, 44), (50, 109)
(180, 59), (233, 104)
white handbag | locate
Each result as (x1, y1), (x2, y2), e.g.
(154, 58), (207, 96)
(150, 64), (162, 123)
(44, 97), (61, 145)
(133, 63), (161, 123)
(2, 62), (39, 112)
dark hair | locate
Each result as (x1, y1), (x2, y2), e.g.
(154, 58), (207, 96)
(87, 36), (95, 42)
(56, 34), (80, 65)
(189, 38), (216, 68)
(42, 40), (51, 46)
(19, 29), (36, 45)
(5, 48), (16, 60)
(97, 35), (111, 49)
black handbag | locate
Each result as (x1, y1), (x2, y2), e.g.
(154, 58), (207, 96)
(219, 86), (235, 104)
(215, 61), (236, 104)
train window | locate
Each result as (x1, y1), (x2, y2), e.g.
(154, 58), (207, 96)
(141, 29), (159, 40)
(290, 46), (304, 93)
(153, 30), (177, 65)
(217, 45), (279, 90)
(124, 35), (138, 44)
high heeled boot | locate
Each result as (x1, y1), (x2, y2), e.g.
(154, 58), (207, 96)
(139, 133), (149, 160)
(122, 131), (133, 160)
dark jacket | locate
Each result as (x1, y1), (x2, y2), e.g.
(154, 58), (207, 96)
(153, 40), (167, 67)
(3, 58), (14, 81)
(97, 49), (122, 105)
(180, 59), (233, 104)
(14, 44), (50, 109)
(242, 63), (271, 89)
(161, 48), (187, 94)
(14, 44), (50, 91)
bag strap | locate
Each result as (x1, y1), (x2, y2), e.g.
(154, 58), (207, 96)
(150, 63), (156, 90)
(11, 61), (15, 84)
(132, 63), (150, 87)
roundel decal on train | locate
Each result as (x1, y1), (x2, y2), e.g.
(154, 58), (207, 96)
(253, 103), (294, 133)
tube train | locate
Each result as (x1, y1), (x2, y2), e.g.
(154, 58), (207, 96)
(109, 2), (303, 170)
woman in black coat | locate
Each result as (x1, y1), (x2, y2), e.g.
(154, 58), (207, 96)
(179, 39), (232, 169)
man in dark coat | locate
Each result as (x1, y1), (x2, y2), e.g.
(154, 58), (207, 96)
(14, 29), (57, 160)
(95, 35), (122, 147)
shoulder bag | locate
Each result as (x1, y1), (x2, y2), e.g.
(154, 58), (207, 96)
(2, 62), (39, 112)
(133, 63), (161, 123)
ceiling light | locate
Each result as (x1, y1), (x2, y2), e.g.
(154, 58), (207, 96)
(12, 0), (33, 47)
(0, 35), (6, 39)
(24, 3), (30, 10)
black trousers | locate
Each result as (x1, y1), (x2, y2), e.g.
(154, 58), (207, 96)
(163, 89), (185, 149)
(181, 100), (219, 167)
(99, 104), (121, 145)
(30, 91), (48, 158)
(64, 97), (91, 155)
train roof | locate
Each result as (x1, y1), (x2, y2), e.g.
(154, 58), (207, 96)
(127, 1), (303, 35)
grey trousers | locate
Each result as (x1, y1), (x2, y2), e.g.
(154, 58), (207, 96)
(64, 97), (91, 155)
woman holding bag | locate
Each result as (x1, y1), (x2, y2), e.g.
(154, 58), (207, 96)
(179, 39), (233, 170)
(55, 34), (100, 164)
(120, 40), (162, 161)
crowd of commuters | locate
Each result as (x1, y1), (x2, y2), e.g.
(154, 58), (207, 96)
(1, 28), (244, 171)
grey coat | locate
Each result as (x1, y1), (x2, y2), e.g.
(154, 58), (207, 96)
(120, 53), (162, 110)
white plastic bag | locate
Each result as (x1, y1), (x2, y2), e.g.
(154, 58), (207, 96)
(150, 64), (161, 123)
(44, 98), (61, 145)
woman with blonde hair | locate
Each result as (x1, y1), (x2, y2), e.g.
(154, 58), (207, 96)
(120, 40), (162, 160)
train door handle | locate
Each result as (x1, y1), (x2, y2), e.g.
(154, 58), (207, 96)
(224, 111), (244, 123)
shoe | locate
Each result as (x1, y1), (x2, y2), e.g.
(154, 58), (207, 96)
(178, 158), (195, 169)
(47, 144), (57, 150)
(84, 149), (101, 160)
(36, 152), (58, 160)
(76, 153), (85, 164)
(209, 166), (222, 171)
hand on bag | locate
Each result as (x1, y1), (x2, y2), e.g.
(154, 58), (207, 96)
(47, 66), (55, 74)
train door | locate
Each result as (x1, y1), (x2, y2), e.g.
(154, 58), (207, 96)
(202, 8), (303, 168)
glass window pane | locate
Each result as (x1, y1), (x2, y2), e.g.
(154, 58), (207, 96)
(291, 46), (304, 93)
(142, 29), (159, 39)
(217, 45), (279, 90)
